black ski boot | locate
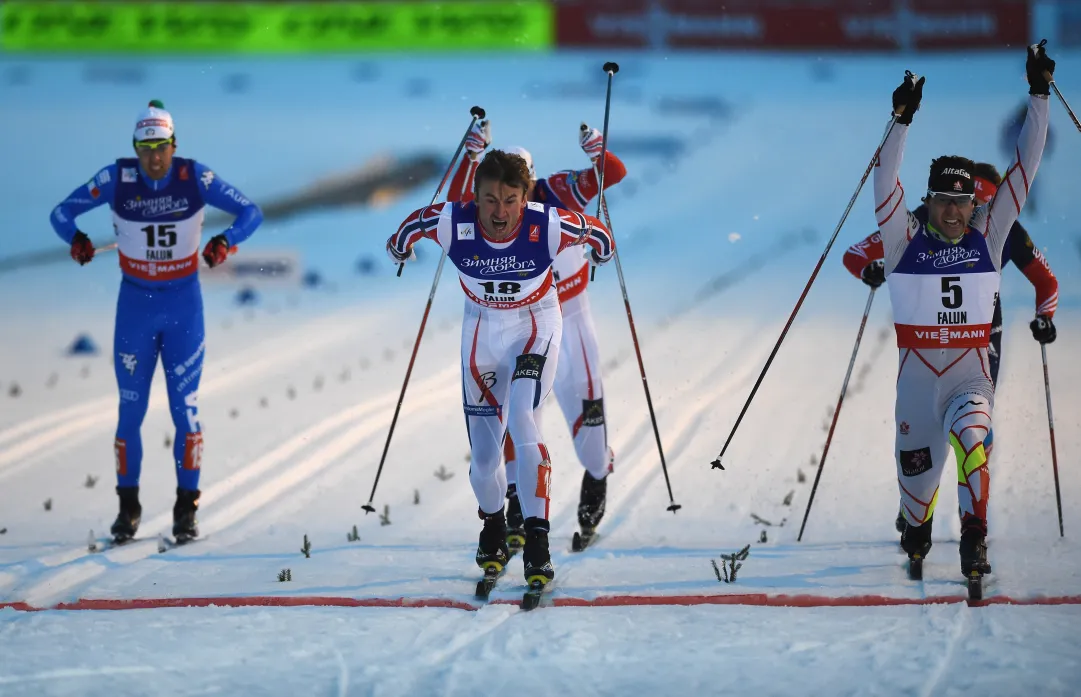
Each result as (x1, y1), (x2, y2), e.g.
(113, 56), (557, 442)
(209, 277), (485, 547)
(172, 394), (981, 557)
(521, 517), (554, 610)
(172, 487), (200, 544)
(959, 516), (992, 577)
(475, 507), (510, 573)
(901, 514), (933, 580)
(578, 470), (608, 533)
(522, 517), (555, 585)
(110, 486), (142, 543)
(505, 485), (526, 555)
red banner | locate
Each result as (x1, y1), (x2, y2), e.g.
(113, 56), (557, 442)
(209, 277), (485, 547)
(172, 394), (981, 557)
(555, 0), (1031, 51)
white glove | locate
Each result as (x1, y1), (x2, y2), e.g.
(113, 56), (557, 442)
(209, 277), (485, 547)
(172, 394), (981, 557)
(580, 122), (605, 161)
(465, 119), (490, 160)
(386, 242), (416, 264)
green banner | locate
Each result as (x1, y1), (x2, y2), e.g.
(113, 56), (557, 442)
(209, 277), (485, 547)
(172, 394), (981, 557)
(0, 1), (553, 53)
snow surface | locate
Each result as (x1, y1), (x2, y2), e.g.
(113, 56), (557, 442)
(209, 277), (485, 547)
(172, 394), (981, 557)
(1, 51), (1080, 695)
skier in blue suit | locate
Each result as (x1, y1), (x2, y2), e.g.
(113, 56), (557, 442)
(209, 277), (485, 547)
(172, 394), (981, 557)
(49, 100), (263, 544)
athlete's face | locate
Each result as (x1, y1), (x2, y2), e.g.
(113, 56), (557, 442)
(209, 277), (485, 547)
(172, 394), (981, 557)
(135, 140), (176, 180)
(926, 193), (975, 240)
(476, 178), (526, 240)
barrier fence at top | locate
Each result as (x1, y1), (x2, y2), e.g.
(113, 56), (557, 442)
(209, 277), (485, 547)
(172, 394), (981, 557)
(1, 0), (1079, 53)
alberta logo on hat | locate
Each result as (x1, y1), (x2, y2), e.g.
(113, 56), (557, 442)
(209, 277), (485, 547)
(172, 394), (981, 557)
(133, 99), (174, 142)
(927, 157), (975, 196)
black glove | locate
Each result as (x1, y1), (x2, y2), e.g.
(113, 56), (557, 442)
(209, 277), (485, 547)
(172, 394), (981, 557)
(861, 260), (885, 289)
(891, 71), (925, 125)
(70, 230), (95, 265)
(1027, 40), (1055, 96)
(1030, 314), (1056, 344)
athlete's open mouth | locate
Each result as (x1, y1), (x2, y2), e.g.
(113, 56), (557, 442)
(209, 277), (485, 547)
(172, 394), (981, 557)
(491, 217), (508, 233)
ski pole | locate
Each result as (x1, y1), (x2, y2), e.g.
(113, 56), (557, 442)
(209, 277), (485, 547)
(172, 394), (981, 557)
(709, 107), (905, 471)
(587, 62), (618, 284)
(797, 287), (877, 541)
(1050, 82), (1081, 134)
(586, 66), (680, 513)
(1040, 343), (1065, 537)
(397, 106), (486, 277)
(363, 106), (485, 513)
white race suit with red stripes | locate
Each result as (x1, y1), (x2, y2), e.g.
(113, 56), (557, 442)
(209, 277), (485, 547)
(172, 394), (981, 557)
(387, 200), (613, 524)
(448, 152), (626, 485)
(873, 94), (1048, 532)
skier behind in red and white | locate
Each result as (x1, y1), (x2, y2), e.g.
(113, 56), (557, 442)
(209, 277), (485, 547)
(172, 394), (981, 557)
(869, 44), (1054, 581)
(844, 161), (1059, 534)
(447, 118), (627, 551)
(386, 150), (614, 588)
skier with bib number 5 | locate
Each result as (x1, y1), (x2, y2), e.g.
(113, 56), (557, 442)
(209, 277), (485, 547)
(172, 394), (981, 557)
(386, 149), (614, 597)
(447, 119), (627, 553)
(844, 161), (1059, 534)
(49, 100), (263, 545)
(870, 44), (1054, 591)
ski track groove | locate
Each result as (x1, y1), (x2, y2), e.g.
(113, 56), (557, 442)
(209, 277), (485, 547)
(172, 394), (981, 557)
(919, 604), (970, 697)
(0, 312), (371, 477)
(12, 364), (460, 607)
(552, 321), (776, 541)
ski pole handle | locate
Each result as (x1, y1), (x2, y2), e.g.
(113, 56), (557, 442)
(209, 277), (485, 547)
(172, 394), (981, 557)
(398, 105), (486, 278)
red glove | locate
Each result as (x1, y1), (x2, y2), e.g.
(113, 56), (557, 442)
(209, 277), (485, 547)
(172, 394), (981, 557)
(202, 234), (230, 268)
(70, 231), (95, 265)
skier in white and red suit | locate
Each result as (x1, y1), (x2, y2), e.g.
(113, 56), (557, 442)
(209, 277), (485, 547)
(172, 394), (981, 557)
(448, 118), (627, 551)
(869, 44), (1054, 581)
(387, 149), (614, 587)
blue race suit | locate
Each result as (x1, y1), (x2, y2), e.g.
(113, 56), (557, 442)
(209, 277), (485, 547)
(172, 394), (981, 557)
(50, 158), (262, 490)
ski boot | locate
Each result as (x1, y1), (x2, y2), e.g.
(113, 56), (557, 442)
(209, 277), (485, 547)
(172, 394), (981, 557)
(505, 485), (526, 556)
(573, 470), (607, 552)
(900, 514), (933, 581)
(171, 487), (200, 544)
(959, 516), (991, 577)
(521, 518), (554, 610)
(110, 486), (142, 543)
(960, 516), (990, 601)
(475, 507), (510, 572)
(474, 507), (509, 600)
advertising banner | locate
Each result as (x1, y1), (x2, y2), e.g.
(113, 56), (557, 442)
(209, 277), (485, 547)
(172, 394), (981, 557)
(0, 1), (554, 53)
(555, 0), (1030, 51)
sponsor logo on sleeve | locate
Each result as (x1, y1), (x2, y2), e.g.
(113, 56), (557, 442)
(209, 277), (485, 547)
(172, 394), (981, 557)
(201, 170), (215, 189)
(223, 187), (250, 205)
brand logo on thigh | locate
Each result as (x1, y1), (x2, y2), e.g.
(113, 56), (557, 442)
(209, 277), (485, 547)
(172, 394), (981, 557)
(581, 398), (605, 427)
(512, 353), (547, 381)
(119, 353), (137, 375)
(900, 446), (932, 477)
